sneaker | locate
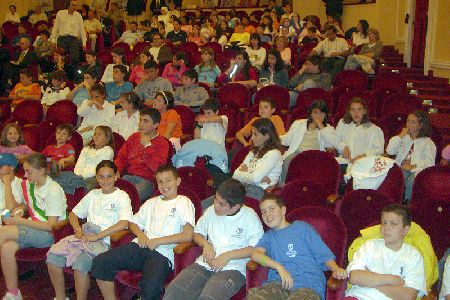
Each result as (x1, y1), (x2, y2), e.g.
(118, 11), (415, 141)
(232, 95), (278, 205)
(2, 290), (23, 300)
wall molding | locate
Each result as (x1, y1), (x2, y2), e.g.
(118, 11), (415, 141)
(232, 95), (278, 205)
(429, 61), (450, 70)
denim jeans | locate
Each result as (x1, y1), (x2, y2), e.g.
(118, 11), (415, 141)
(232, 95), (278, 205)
(122, 174), (153, 203)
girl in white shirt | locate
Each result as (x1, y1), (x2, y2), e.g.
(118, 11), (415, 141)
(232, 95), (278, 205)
(336, 97), (384, 166)
(47, 160), (132, 300)
(77, 83), (115, 145)
(101, 48), (129, 83)
(74, 126), (114, 190)
(386, 110), (436, 202)
(352, 20), (370, 47)
(0, 153), (67, 300)
(112, 91), (143, 140)
(246, 33), (267, 70)
(232, 118), (283, 200)
(279, 100), (336, 184)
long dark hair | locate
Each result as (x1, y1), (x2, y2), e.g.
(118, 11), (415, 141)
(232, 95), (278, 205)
(307, 100), (329, 128)
(262, 48), (284, 73)
(249, 33), (261, 50)
(409, 110), (431, 138)
(236, 50), (252, 80)
(359, 20), (369, 38)
(343, 97), (370, 124)
(251, 118), (282, 159)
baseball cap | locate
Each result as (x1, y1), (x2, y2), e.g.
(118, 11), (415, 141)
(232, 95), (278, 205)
(0, 153), (18, 168)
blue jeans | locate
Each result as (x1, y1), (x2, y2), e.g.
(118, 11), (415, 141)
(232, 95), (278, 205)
(122, 175), (153, 203)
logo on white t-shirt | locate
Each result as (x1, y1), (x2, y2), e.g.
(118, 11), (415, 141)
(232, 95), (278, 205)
(399, 266), (405, 279)
(286, 243), (297, 258)
(232, 227), (244, 239)
(169, 207), (177, 217)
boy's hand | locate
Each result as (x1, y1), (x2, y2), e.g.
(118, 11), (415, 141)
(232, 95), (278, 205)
(82, 234), (99, 242)
(137, 235), (151, 248)
(210, 253), (230, 272)
(332, 267), (348, 280)
(239, 164), (249, 172)
(202, 243), (216, 264)
(145, 238), (160, 250)
(388, 274), (405, 287)
(276, 264), (294, 291)
(3, 215), (24, 225)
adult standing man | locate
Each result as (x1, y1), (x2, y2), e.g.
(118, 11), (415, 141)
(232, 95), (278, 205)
(51, 0), (86, 68)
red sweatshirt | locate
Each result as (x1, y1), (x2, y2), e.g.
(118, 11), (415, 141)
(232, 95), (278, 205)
(115, 132), (169, 181)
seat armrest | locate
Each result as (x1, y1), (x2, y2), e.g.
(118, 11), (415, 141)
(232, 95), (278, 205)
(327, 276), (347, 290)
(246, 260), (259, 271)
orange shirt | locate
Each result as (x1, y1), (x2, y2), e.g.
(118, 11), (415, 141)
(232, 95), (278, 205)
(245, 25), (257, 34)
(157, 109), (183, 139)
(9, 82), (41, 106)
(239, 115), (285, 138)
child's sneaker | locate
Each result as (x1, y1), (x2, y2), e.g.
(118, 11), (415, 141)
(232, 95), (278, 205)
(2, 290), (22, 300)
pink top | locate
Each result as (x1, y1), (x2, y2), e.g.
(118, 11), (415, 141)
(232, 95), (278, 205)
(128, 65), (145, 85)
(0, 144), (33, 155)
(162, 62), (187, 87)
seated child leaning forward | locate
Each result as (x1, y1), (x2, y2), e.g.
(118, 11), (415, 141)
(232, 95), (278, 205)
(345, 204), (427, 300)
(247, 195), (347, 300)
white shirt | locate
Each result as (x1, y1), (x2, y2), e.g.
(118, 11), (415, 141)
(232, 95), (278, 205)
(200, 115), (228, 146)
(313, 37), (349, 58)
(51, 10), (87, 47)
(101, 64), (129, 83)
(439, 255), (450, 300)
(233, 149), (283, 189)
(72, 188), (133, 244)
(24, 177), (67, 221)
(281, 119), (336, 158)
(120, 30), (143, 46)
(246, 47), (267, 70)
(346, 239), (427, 300)
(84, 18), (102, 33)
(41, 86), (70, 106)
(335, 119), (384, 163)
(195, 205), (264, 276)
(74, 146), (114, 179)
(131, 195), (195, 267)
(4, 12), (20, 23)
(112, 110), (140, 140)
(386, 135), (436, 175)
(0, 176), (24, 210)
(77, 99), (115, 131)
(352, 32), (370, 47)
(29, 12), (48, 25)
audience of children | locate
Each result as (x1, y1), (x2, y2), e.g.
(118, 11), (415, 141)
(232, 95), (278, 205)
(101, 47), (129, 83)
(91, 165), (195, 300)
(173, 69), (209, 112)
(128, 47), (153, 85)
(224, 50), (258, 88)
(162, 51), (188, 87)
(153, 91), (183, 150)
(40, 70), (70, 108)
(47, 160), (132, 300)
(67, 68), (99, 107)
(246, 33), (267, 70)
(258, 48), (289, 89)
(111, 91), (143, 140)
(194, 47), (222, 87)
(74, 125), (115, 190)
(8, 69), (41, 106)
(77, 83), (115, 145)
(105, 65), (134, 105)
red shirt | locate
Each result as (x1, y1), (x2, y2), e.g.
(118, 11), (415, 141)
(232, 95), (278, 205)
(114, 132), (169, 181)
(42, 144), (76, 161)
(233, 67), (258, 82)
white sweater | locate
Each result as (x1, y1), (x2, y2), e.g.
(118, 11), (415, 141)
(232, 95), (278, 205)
(233, 149), (282, 189)
(74, 146), (114, 179)
(386, 135), (436, 175)
(281, 119), (336, 158)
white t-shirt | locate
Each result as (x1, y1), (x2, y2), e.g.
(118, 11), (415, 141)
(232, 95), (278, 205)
(440, 255), (450, 300)
(24, 177), (67, 221)
(131, 195), (195, 267)
(72, 188), (133, 244)
(346, 239), (427, 300)
(200, 115), (228, 146)
(195, 205), (264, 276)
(246, 47), (267, 70)
(74, 146), (114, 179)
(101, 64), (130, 83)
(77, 100), (115, 131)
(0, 176), (24, 210)
(41, 86), (71, 106)
(233, 149), (283, 189)
(111, 110), (140, 140)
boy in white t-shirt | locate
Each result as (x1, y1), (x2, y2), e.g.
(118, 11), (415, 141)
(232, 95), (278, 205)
(0, 153), (23, 211)
(163, 179), (264, 300)
(345, 204), (427, 300)
(194, 98), (228, 147)
(91, 165), (195, 300)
